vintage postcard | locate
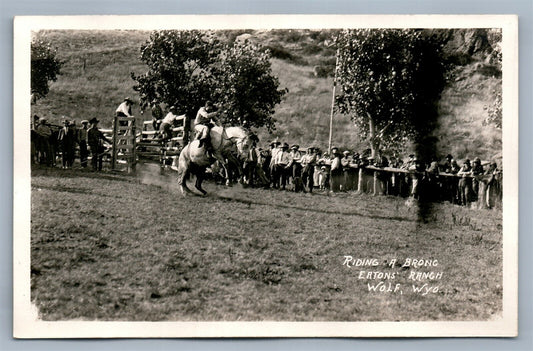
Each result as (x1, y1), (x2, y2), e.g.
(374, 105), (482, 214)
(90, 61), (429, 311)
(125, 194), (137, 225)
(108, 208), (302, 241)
(13, 15), (518, 338)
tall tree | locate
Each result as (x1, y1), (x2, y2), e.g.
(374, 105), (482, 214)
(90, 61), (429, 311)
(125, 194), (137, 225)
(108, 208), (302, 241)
(335, 29), (447, 160)
(132, 30), (286, 133)
(131, 30), (222, 117)
(213, 40), (287, 132)
(31, 38), (62, 101)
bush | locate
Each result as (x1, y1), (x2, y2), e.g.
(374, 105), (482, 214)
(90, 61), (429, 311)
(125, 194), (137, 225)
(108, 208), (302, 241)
(264, 45), (307, 65)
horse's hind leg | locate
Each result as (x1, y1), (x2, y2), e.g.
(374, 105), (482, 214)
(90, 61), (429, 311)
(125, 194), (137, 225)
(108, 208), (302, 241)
(195, 171), (207, 196)
(177, 166), (194, 196)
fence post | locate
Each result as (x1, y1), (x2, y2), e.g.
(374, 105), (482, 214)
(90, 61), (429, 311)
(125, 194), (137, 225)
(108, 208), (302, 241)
(357, 167), (363, 194)
(477, 177), (488, 209)
(131, 119), (136, 172)
(111, 115), (118, 170)
(373, 171), (378, 196)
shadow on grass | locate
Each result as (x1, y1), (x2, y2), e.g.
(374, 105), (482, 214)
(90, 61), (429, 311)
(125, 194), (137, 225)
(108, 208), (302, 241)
(31, 165), (135, 183)
(213, 193), (414, 223)
(31, 184), (115, 197)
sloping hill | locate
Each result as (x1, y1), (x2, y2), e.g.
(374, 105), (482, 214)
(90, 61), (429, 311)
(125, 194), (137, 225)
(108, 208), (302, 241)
(31, 29), (502, 162)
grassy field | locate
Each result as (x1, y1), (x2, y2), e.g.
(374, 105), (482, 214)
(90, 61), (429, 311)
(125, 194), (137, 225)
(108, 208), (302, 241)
(30, 164), (502, 321)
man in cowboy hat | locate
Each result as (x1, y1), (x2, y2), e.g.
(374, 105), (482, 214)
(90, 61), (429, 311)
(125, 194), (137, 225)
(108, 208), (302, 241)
(341, 150), (353, 191)
(78, 120), (89, 168)
(300, 147), (317, 192)
(88, 118), (111, 171)
(116, 97), (134, 118)
(58, 119), (76, 169)
(272, 142), (291, 190)
(194, 100), (220, 153)
(287, 144), (302, 182)
(268, 140), (281, 184)
(329, 147), (342, 192)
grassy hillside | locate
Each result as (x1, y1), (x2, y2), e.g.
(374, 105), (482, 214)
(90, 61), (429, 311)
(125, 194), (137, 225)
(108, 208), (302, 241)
(31, 29), (501, 161)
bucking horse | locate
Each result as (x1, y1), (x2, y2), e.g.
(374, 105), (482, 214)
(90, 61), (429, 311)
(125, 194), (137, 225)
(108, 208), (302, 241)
(177, 125), (252, 195)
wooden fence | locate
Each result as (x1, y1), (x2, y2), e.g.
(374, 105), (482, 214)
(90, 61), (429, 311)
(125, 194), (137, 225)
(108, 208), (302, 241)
(325, 164), (502, 209)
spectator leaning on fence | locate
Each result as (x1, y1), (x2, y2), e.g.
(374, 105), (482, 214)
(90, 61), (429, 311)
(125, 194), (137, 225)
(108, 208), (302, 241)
(471, 157), (484, 198)
(457, 159), (473, 206)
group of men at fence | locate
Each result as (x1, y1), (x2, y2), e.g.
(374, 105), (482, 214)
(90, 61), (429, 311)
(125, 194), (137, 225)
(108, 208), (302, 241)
(239, 141), (502, 208)
(32, 115), (111, 172)
(33, 97), (138, 171)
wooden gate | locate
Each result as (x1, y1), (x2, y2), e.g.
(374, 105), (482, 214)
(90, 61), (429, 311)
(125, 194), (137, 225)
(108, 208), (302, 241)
(111, 116), (136, 172)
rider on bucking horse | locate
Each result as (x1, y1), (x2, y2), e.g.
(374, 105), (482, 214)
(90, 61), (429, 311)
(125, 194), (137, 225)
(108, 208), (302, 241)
(194, 100), (220, 159)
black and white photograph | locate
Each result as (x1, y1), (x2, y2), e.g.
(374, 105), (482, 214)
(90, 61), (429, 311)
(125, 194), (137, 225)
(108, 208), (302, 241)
(13, 15), (518, 338)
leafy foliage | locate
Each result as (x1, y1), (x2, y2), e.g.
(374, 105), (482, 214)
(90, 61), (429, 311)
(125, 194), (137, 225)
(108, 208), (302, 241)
(213, 41), (287, 131)
(484, 90), (502, 129)
(132, 30), (222, 116)
(132, 30), (287, 132)
(31, 38), (62, 100)
(335, 29), (447, 158)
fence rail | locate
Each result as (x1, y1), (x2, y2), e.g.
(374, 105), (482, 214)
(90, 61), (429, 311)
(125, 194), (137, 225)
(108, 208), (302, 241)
(315, 163), (502, 209)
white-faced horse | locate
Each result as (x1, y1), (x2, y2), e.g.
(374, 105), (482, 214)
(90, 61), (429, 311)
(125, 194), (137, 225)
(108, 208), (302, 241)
(177, 126), (252, 195)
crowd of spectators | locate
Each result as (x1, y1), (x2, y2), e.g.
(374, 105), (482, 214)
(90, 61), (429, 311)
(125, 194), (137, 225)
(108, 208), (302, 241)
(237, 141), (502, 208)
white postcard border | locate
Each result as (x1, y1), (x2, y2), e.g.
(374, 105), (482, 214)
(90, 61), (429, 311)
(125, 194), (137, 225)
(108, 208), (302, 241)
(13, 14), (519, 338)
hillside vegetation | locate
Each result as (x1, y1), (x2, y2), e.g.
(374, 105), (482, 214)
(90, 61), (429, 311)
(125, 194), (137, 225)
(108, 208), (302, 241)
(31, 29), (502, 162)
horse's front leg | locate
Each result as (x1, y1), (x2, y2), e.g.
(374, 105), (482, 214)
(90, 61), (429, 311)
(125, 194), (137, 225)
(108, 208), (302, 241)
(225, 152), (244, 184)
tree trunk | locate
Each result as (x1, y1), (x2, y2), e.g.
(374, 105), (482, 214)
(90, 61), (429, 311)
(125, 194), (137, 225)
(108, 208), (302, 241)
(368, 117), (379, 159)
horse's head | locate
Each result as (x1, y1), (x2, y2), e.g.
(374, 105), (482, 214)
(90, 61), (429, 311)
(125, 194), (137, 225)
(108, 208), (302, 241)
(234, 130), (253, 159)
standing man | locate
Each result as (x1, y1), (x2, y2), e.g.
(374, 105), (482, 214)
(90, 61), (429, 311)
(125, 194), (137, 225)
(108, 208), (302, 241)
(269, 141), (281, 187)
(243, 136), (260, 187)
(287, 145), (302, 182)
(35, 117), (52, 166)
(272, 143), (291, 190)
(300, 147), (317, 193)
(341, 150), (352, 191)
(329, 147), (342, 192)
(58, 119), (76, 169)
(78, 120), (89, 168)
(88, 118), (112, 172)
